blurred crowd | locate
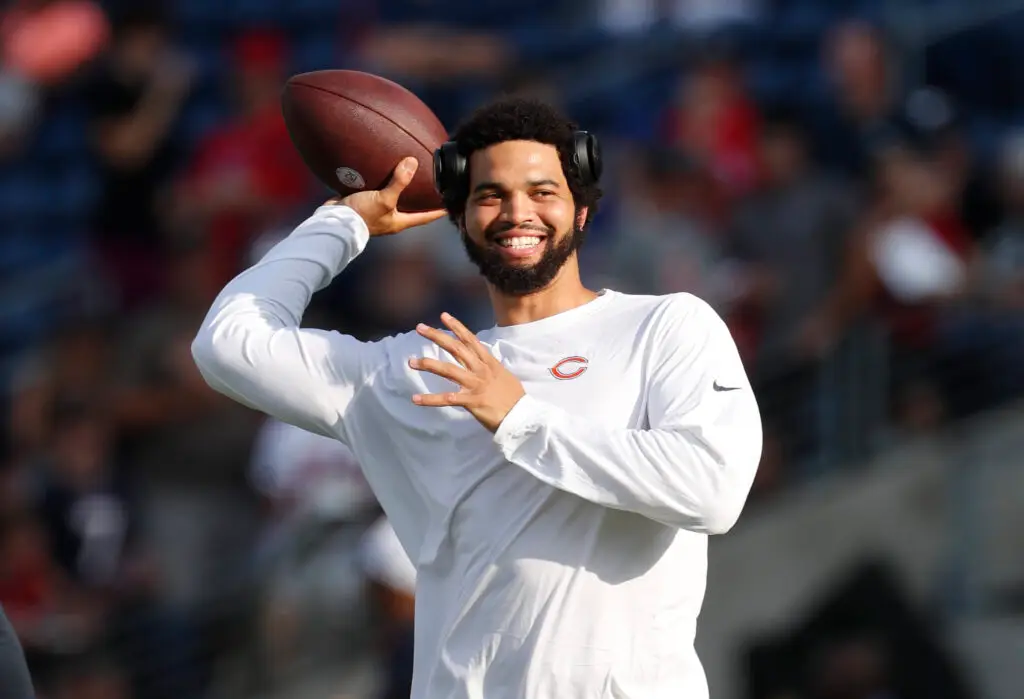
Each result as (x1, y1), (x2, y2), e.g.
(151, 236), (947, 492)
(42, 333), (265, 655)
(0, 0), (1022, 697)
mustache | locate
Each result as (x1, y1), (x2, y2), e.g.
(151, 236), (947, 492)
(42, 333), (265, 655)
(485, 222), (553, 241)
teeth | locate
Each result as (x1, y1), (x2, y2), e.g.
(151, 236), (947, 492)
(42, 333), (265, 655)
(497, 237), (541, 248)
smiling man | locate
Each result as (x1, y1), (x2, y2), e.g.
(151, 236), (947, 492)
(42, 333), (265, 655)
(191, 98), (763, 699)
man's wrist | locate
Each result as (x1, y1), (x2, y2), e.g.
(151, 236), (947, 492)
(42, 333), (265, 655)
(485, 391), (527, 434)
(308, 204), (371, 250)
(493, 394), (549, 449)
(277, 204), (371, 282)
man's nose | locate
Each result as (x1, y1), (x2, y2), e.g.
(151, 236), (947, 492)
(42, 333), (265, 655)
(499, 190), (534, 226)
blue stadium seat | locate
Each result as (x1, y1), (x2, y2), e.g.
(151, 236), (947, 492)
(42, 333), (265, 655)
(290, 0), (345, 23)
(746, 59), (796, 104)
(179, 101), (229, 146)
(189, 42), (230, 88)
(0, 226), (35, 271)
(965, 114), (1007, 166)
(175, 0), (233, 33)
(847, 0), (884, 20)
(56, 166), (98, 222)
(232, 0), (283, 25)
(291, 33), (341, 73)
(0, 174), (49, 220)
(34, 111), (88, 163)
(767, 3), (832, 58)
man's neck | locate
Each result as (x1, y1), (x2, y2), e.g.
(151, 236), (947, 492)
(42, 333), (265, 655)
(489, 267), (598, 328)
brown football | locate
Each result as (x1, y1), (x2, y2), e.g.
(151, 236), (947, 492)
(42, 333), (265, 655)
(281, 69), (448, 212)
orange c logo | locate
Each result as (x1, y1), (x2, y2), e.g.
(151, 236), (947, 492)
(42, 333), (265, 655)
(550, 356), (589, 380)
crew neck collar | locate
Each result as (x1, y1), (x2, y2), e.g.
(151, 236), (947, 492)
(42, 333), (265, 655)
(482, 290), (615, 341)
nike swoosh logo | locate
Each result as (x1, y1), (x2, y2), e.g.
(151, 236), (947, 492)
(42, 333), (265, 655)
(713, 381), (741, 392)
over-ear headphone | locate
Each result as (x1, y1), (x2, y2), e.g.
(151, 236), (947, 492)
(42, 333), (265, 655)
(433, 131), (603, 200)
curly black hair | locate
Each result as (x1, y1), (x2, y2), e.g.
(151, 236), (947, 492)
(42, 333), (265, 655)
(442, 97), (603, 228)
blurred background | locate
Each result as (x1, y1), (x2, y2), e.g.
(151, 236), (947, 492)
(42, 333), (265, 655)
(0, 0), (1023, 697)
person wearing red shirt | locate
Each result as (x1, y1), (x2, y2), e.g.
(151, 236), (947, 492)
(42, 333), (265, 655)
(661, 45), (761, 207)
(173, 30), (315, 286)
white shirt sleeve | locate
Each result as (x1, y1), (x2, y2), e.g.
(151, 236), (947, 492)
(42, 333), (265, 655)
(190, 205), (388, 444)
(492, 296), (763, 534)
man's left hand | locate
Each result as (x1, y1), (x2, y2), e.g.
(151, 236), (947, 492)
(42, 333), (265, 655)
(410, 313), (525, 432)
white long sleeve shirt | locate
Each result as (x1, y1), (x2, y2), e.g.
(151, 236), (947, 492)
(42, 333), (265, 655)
(192, 205), (763, 699)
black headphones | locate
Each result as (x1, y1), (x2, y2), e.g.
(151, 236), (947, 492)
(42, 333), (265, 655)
(433, 131), (603, 199)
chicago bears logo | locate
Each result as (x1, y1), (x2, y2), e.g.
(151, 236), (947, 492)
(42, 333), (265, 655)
(550, 356), (589, 380)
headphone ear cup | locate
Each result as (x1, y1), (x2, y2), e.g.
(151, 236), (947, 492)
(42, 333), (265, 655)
(573, 131), (602, 185)
(586, 132), (603, 184)
(432, 147), (446, 196)
(433, 141), (465, 198)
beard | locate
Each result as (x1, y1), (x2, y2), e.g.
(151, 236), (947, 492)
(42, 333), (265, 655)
(460, 219), (587, 297)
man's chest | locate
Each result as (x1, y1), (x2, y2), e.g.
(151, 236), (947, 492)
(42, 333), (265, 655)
(499, 342), (646, 425)
(381, 337), (650, 562)
(385, 336), (651, 476)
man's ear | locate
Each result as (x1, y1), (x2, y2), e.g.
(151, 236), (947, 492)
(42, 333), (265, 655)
(575, 207), (589, 230)
(458, 215), (467, 234)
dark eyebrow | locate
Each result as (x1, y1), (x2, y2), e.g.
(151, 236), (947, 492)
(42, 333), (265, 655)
(472, 181), (503, 194)
(471, 179), (563, 195)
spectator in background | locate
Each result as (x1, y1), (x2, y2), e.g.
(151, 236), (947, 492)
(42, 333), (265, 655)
(731, 108), (860, 368)
(728, 108), (860, 468)
(816, 20), (1003, 240)
(36, 399), (140, 597)
(248, 417), (377, 684)
(1, 0), (108, 87)
(0, 65), (37, 157)
(51, 653), (132, 699)
(833, 119), (1024, 427)
(661, 41), (761, 202)
(359, 0), (511, 82)
(594, 0), (660, 36)
(980, 131), (1024, 309)
(250, 419), (376, 533)
(0, 0), (109, 155)
(360, 517), (416, 699)
(599, 146), (740, 308)
(0, 507), (102, 683)
(596, 0), (760, 36)
(86, 4), (193, 309)
(110, 237), (260, 614)
(355, 0), (519, 127)
(358, 19), (511, 89)
(34, 398), (204, 699)
(668, 0), (760, 32)
(816, 20), (900, 180)
(913, 87), (1004, 239)
(172, 29), (314, 288)
(9, 314), (113, 463)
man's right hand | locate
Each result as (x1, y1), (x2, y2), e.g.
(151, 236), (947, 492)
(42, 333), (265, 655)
(327, 157), (445, 236)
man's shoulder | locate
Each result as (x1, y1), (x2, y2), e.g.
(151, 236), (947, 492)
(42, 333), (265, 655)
(601, 291), (729, 359)
(605, 290), (718, 325)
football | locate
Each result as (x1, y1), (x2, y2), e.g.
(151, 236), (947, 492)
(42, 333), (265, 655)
(281, 69), (449, 212)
